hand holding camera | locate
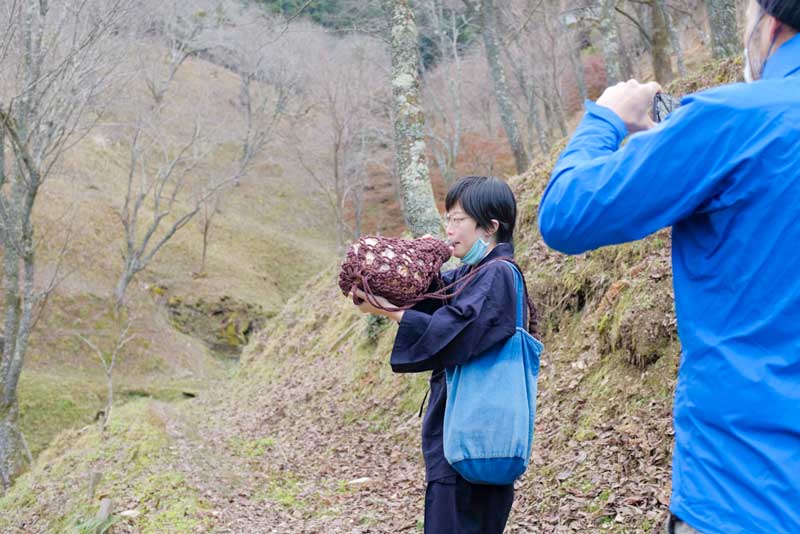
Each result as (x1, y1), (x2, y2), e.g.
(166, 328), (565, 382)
(596, 80), (666, 133)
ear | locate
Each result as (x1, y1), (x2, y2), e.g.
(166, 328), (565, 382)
(488, 219), (500, 237)
(767, 16), (785, 44)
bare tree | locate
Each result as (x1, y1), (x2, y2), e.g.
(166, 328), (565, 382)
(0, 0), (129, 489)
(76, 312), (136, 431)
(538, 1), (569, 138)
(197, 188), (222, 275)
(462, 56), (505, 175)
(419, 0), (466, 186)
(650, 0), (675, 83)
(114, 115), (207, 307)
(498, 0), (572, 156)
(562, 10), (588, 103)
(186, 8), (299, 274)
(599, 0), (629, 84)
(658, 0), (687, 78)
(385, 0), (443, 237)
(290, 34), (386, 250)
(463, 0), (530, 174)
(114, 3), (292, 306)
(704, 0), (739, 58)
(607, 0), (676, 83)
(138, 7), (214, 104)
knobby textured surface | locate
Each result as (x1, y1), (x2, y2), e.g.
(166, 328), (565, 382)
(338, 236), (452, 308)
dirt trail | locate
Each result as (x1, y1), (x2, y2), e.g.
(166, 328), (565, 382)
(154, 377), (426, 533)
(150, 401), (294, 533)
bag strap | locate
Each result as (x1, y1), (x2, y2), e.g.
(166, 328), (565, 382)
(352, 255), (507, 312)
(501, 261), (525, 330)
(353, 254), (539, 337)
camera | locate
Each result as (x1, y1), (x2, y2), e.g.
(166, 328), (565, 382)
(652, 92), (681, 122)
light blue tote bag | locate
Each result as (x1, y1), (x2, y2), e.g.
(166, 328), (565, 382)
(443, 262), (543, 485)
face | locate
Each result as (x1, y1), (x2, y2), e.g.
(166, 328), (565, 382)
(744, 1), (778, 80)
(444, 203), (495, 258)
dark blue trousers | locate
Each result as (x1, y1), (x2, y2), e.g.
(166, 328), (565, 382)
(424, 475), (514, 534)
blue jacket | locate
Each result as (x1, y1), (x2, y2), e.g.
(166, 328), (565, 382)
(538, 36), (800, 534)
(390, 243), (523, 482)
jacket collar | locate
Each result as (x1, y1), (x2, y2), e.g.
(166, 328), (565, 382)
(763, 33), (800, 80)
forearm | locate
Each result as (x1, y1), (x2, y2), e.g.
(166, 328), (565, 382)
(539, 96), (727, 255)
(386, 310), (404, 323)
(538, 102), (628, 253)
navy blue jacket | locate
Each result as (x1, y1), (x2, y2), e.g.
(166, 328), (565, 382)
(390, 243), (522, 482)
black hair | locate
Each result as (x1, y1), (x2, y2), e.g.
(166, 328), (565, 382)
(445, 176), (517, 244)
(757, 0), (800, 32)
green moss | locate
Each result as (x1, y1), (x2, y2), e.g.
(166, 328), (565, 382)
(70, 515), (121, 534)
(228, 435), (276, 458)
(165, 294), (267, 356)
(265, 472), (305, 510)
(667, 56), (743, 96)
(18, 370), (105, 457)
(587, 488), (612, 513)
(365, 314), (390, 344)
(574, 413), (599, 442)
(136, 471), (208, 533)
(597, 313), (612, 338)
(1, 400), (207, 532)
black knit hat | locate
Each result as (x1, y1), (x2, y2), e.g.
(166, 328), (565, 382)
(758, 0), (800, 30)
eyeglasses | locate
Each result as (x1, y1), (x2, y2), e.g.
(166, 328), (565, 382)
(443, 214), (471, 227)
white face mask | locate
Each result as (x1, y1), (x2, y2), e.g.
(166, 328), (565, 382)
(743, 13), (762, 83)
(744, 47), (755, 83)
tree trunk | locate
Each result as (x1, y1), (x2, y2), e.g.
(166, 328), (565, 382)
(333, 137), (347, 252)
(704, 0), (739, 59)
(0, 0), (124, 491)
(386, 0), (443, 238)
(200, 217), (210, 274)
(553, 92), (568, 138)
(0, 401), (30, 492)
(525, 82), (548, 155)
(600, 0), (626, 85)
(542, 97), (559, 147)
(503, 50), (547, 157)
(472, 0), (530, 174)
(1, 242), (22, 399)
(651, 0), (674, 84)
(114, 267), (135, 309)
(657, 0), (686, 77)
(618, 20), (636, 80)
(103, 369), (113, 431)
(353, 179), (364, 240)
(567, 31), (587, 102)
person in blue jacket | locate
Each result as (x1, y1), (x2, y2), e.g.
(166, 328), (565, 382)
(538, 1), (800, 533)
(350, 176), (534, 533)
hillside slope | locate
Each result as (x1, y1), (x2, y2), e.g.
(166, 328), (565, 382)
(9, 45), (337, 460)
(0, 58), (742, 533)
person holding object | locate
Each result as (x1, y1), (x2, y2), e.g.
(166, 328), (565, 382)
(538, 1), (800, 533)
(350, 176), (537, 533)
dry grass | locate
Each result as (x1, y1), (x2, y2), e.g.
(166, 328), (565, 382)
(11, 46), (336, 463)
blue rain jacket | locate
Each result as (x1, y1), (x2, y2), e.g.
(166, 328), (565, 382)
(538, 35), (800, 534)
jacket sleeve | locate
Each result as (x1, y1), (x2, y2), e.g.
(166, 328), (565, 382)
(390, 263), (517, 373)
(538, 97), (741, 254)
